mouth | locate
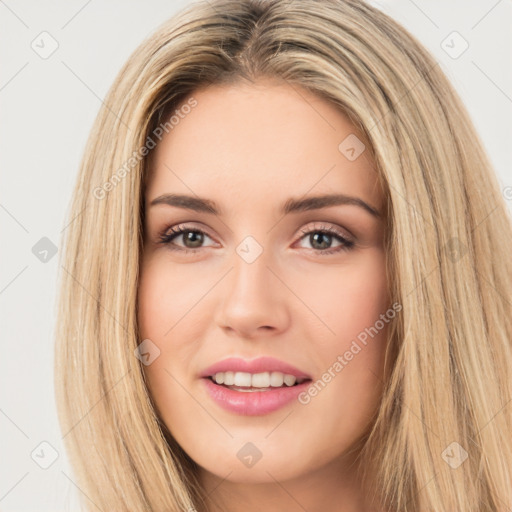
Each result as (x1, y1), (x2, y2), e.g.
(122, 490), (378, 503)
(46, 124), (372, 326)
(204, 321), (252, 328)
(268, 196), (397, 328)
(199, 357), (313, 414)
(201, 373), (313, 415)
(204, 371), (312, 392)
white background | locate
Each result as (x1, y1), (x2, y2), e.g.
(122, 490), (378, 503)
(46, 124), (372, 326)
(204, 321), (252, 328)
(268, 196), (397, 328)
(1, 0), (511, 509)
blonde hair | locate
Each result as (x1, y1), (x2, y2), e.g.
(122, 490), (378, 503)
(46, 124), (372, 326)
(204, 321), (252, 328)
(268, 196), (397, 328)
(54, 0), (512, 510)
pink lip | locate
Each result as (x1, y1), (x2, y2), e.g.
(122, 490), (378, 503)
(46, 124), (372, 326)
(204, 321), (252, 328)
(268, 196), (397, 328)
(199, 356), (312, 416)
(199, 356), (311, 379)
(201, 377), (312, 416)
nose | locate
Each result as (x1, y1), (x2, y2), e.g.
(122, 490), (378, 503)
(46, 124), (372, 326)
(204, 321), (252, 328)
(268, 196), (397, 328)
(214, 248), (291, 339)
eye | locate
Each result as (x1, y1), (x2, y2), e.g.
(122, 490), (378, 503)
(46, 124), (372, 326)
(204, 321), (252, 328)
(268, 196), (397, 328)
(157, 222), (355, 256)
(296, 223), (355, 255)
(157, 224), (216, 253)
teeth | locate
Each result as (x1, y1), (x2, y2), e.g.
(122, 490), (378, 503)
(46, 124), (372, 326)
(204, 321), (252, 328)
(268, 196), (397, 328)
(269, 372), (284, 387)
(234, 372), (252, 387)
(212, 371), (305, 388)
(283, 374), (297, 386)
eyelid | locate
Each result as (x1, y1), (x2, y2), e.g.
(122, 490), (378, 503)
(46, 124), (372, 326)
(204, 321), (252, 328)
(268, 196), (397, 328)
(298, 221), (353, 242)
(293, 222), (355, 254)
(157, 222), (218, 248)
(157, 220), (356, 254)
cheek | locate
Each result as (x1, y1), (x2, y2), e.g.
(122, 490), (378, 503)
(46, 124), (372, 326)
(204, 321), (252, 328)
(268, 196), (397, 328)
(136, 255), (212, 398)
(137, 254), (210, 340)
(294, 247), (389, 342)
(294, 249), (390, 422)
(137, 259), (168, 342)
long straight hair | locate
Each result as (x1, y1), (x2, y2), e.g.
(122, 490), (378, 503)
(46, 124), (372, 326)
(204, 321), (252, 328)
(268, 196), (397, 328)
(54, 0), (512, 509)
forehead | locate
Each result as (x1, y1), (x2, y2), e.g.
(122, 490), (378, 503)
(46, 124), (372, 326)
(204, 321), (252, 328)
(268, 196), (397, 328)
(145, 80), (384, 215)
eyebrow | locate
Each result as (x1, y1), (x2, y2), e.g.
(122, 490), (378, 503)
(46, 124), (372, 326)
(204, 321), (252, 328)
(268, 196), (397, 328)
(149, 193), (382, 218)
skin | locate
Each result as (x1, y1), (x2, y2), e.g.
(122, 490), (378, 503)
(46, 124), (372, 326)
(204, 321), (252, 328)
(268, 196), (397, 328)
(137, 78), (390, 512)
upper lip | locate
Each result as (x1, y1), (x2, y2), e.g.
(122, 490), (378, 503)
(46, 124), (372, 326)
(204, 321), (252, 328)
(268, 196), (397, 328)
(200, 356), (312, 380)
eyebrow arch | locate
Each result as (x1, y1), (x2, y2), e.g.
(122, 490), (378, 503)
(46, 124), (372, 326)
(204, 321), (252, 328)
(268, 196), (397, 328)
(282, 194), (381, 218)
(149, 193), (381, 218)
(150, 194), (218, 214)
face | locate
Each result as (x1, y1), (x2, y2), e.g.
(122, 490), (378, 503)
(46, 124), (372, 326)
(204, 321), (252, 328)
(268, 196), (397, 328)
(137, 79), (390, 487)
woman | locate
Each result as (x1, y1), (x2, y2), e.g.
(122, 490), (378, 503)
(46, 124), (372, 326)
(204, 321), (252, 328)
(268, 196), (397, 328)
(54, 0), (512, 510)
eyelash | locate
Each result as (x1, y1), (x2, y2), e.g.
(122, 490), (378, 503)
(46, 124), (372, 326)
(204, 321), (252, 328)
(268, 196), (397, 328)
(157, 223), (355, 256)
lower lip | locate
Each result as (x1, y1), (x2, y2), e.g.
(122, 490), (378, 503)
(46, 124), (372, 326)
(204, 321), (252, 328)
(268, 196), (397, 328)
(201, 377), (311, 416)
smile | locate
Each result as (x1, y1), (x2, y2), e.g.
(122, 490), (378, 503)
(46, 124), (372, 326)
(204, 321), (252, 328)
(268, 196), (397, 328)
(202, 374), (312, 415)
